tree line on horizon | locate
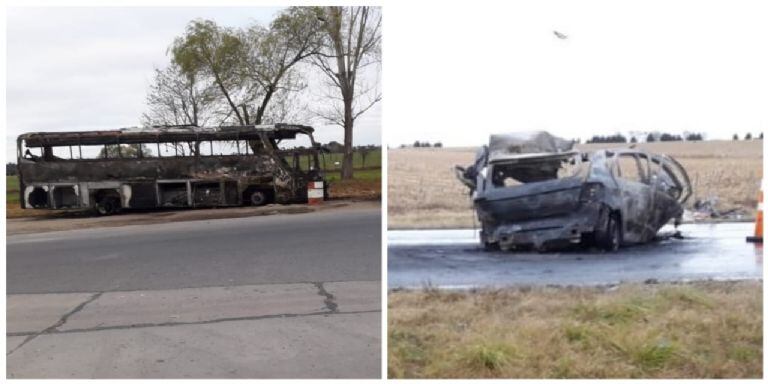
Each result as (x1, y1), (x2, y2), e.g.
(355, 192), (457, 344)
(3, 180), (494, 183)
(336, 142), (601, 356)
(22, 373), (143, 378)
(586, 132), (763, 144)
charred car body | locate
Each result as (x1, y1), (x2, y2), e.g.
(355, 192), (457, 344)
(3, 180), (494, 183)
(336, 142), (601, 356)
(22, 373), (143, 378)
(17, 124), (325, 215)
(456, 131), (692, 251)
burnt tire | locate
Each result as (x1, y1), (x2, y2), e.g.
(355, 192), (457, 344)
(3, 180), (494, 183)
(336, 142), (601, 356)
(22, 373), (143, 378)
(482, 241), (500, 252)
(480, 229), (499, 251)
(96, 196), (120, 216)
(249, 190), (268, 206)
(597, 213), (621, 252)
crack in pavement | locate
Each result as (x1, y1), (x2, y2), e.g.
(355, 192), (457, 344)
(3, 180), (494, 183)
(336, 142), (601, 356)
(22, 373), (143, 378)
(7, 279), (380, 296)
(8, 281), (378, 351)
(6, 309), (380, 337)
(313, 282), (339, 313)
(7, 291), (104, 356)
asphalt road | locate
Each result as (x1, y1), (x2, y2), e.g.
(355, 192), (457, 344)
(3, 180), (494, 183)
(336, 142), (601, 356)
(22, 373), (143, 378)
(389, 222), (763, 288)
(8, 208), (381, 294)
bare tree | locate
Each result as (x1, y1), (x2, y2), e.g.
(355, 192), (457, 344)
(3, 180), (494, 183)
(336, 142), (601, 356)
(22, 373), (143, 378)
(239, 7), (324, 125)
(262, 87), (313, 125)
(141, 64), (217, 127)
(313, 6), (382, 179)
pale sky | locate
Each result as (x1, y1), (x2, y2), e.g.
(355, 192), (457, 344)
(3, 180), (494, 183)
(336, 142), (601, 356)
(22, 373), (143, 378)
(385, 1), (768, 147)
(5, 6), (382, 161)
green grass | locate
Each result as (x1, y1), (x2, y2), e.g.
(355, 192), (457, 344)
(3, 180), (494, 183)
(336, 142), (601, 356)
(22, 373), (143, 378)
(324, 168), (381, 182)
(286, 149), (381, 171)
(7, 175), (19, 204)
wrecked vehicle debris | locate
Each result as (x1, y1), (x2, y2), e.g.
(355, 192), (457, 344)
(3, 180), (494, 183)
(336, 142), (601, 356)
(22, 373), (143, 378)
(17, 124), (326, 215)
(455, 131), (692, 251)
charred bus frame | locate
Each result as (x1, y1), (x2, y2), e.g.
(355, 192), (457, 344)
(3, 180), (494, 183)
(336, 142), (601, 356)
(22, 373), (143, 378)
(16, 124), (325, 215)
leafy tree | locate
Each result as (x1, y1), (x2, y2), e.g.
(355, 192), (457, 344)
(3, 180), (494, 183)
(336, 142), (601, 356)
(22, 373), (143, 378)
(646, 134), (656, 142)
(659, 133), (682, 142)
(586, 134), (627, 143)
(171, 20), (246, 125)
(629, 136), (637, 143)
(313, 6), (382, 180)
(733, 133), (739, 140)
(745, 132), (752, 140)
(685, 133), (703, 141)
(6, 163), (18, 176)
(170, 11), (323, 128)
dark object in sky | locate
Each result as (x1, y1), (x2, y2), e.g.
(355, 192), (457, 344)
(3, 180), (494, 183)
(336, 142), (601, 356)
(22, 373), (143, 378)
(553, 31), (568, 39)
(455, 131), (692, 252)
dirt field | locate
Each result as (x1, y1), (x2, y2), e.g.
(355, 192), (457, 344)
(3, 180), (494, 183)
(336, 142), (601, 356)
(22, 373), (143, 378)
(389, 280), (762, 378)
(388, 140), (763, 229)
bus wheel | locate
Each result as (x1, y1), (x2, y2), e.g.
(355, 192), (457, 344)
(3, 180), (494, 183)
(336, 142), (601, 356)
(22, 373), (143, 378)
(96, 196), (120, 215)
(249, 190), (268, 206)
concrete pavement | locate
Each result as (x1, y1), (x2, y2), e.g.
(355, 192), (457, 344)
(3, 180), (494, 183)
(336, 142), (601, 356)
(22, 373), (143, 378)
(7, 281), (380, 378)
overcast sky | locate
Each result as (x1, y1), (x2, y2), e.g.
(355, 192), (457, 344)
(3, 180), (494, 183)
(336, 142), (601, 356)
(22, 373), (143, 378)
(385, 1), (768, 147)
(6, 6), (381, 161)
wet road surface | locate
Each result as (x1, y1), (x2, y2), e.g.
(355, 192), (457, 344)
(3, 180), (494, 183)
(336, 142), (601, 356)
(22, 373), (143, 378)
(389, 222), (763, 288)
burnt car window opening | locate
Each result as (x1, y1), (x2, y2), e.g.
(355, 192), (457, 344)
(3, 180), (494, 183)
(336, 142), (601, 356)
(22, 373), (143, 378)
(652, 159), (684, 200)
(491, 155), (585, 187)
(616, 154), (645, 183)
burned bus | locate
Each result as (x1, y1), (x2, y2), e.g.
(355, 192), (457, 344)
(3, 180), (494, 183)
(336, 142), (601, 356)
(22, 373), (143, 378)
(16, 124), (326, 215)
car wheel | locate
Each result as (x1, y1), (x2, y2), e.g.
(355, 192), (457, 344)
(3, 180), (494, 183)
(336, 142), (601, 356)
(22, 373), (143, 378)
(599, 214), (621, 252)
(483, 241), (499, 252)
(97, 196), (120, 215)
(250, 190), (268, 206)
(480, 229), (499, 251)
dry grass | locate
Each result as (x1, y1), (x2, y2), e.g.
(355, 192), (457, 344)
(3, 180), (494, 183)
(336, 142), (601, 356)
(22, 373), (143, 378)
(329, 178), (381, 200)
(388, 280), (763, 378)
(388, 140), (763, 229)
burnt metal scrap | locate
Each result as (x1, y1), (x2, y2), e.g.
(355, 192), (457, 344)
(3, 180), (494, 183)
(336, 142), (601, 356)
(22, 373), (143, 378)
(17, 124), (326, 215)
(456, 131), (692, 252)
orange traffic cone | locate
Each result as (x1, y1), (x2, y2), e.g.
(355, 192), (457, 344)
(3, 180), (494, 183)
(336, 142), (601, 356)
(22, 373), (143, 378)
(747, 186), (763, 243)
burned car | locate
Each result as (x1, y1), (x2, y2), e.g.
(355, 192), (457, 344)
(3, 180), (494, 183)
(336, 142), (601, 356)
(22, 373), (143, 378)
(455, 131), (692, 251)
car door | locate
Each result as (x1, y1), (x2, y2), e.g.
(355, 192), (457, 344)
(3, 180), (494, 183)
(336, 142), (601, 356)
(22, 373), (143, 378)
(648, 154), (689, 229)
(613, 152), (654, 243)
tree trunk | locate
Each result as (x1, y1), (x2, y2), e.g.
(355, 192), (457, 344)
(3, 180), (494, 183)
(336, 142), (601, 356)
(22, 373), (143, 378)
(254, 86), (275, 126)
(341, 98), (355, 180)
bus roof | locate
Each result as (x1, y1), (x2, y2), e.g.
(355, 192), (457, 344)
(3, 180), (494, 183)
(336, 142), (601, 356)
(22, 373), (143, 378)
(18, 124), (314, 147)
